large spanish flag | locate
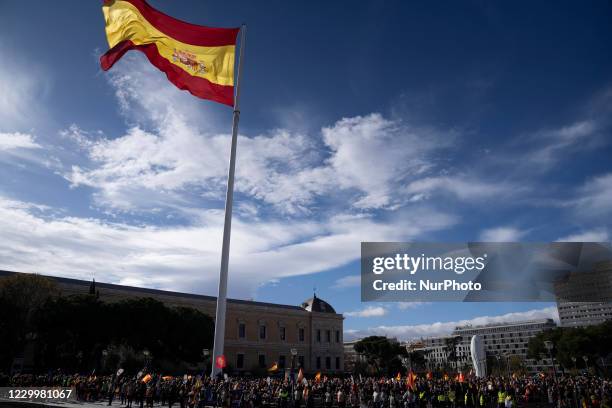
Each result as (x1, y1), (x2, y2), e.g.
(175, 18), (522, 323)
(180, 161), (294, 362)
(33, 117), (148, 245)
(100, 0), (240, 107)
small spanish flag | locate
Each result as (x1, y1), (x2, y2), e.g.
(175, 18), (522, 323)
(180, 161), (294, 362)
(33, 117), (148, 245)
(100, 0), (240, 106)
(443, 373), (449, 381)
(141, 374), (152, 383)
(426, 372), (433, 380)
(406, 370), (417, 391)
(297, 368), (304, 383)
(457, 372), (465, 383)
(268, 362), (278, 372)
(395, 372), (401, 381)
(314, 372), (321, 382)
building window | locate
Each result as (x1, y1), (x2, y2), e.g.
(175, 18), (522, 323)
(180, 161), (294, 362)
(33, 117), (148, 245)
(298, 355), (305, 368)
(336, 330), (340, 343)
(336, 357), (340, 369)
(317, 329), (321, 342)
(280, 327), (286, 341)
(316, 357), (321, 369)
(259, 325), (266, 340)
(299, 327), (305, 342)
(326, 330), (331, 342)
(238, 323), (246, 339)
(279, 355), (286, 369)
(259, 354), (266, 368)
(325, 356), (331, 369)
(237, 353), (244, 369)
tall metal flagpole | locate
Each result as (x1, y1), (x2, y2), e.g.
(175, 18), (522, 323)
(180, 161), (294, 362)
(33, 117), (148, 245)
(211, 23), (246, 378)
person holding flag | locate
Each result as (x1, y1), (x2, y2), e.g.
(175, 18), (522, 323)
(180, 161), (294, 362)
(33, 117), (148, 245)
(406, 371), (417, 391)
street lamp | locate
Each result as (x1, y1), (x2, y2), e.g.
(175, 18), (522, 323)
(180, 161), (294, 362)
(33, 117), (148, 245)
(290, 348), (298, 381)
(201, 349), (210, 374)
(143, 349), (151, 369)
(503, 353), (511, 379)
(582, 355), (589, 372)
(543, 341), (557, 378)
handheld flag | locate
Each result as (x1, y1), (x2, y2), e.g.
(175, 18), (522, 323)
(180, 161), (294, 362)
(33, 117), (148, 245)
(268, 362), (278, 372)
(141, 374), (152, 383)
(297, 368), (304, 383)
(100, 0), (239, 106)
(406, 371), (417, 391)
(426, 372), (433, 380)
(314, 372), (321, 382)
(215, 355), (227, 369)
(396, 372), (401, 381)
(458, 372), (465, 383)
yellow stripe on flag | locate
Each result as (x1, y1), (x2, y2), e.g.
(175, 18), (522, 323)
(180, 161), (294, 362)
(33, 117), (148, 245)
(102, 0), (235, 87)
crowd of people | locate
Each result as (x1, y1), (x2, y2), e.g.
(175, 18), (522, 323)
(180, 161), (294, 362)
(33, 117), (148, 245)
(1, 371), (611, 408)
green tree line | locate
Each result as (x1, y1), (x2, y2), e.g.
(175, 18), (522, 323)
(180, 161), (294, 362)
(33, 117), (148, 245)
(0, 274), (214, 374)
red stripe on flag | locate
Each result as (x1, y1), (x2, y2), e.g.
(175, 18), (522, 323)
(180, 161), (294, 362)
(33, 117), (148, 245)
(107, 0), (239, 46)
(100, 40), (234, 106)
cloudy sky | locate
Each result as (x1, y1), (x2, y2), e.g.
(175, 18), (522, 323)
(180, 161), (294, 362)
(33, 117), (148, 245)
(1, 1), (611, 340)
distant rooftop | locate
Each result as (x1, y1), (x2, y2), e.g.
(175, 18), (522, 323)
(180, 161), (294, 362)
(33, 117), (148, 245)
(454, 318), (556, 331)
(0, 270), (339, 314)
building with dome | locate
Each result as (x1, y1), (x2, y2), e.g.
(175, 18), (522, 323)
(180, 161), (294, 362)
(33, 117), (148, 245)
(0, 270), (344, 374)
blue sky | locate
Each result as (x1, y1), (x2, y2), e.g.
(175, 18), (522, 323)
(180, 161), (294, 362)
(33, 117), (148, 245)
(1, 0), (611, 340)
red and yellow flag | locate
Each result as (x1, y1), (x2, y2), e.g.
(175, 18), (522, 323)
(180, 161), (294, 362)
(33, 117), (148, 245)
(141, 374), (152, 383)
(100, 0), (239, 106)
(406, 370), (417, 390)
(395, 372), (401, 381)
(268, 362), (279, 372)
(314, 372), (321, 382)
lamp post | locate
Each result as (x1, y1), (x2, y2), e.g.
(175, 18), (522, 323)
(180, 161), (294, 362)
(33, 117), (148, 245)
(202, 349), (210, 375)
(503, 353), (511, 379)
(143, 350), (151, 370)
(582, 356), (588, 373)
(290, 348), (298, 382)
(544, 341), (557, 379)
(101, 349), (108, 373)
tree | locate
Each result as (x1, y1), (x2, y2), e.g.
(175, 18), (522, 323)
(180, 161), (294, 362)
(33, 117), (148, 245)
(353, 336), (407, 375)
(527, 322), (612, 375)
(0, 274), (58, 371)
(444, 336), (461, 370)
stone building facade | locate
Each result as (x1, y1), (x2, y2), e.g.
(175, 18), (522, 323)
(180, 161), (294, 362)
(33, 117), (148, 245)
(0, 271), (344, 374)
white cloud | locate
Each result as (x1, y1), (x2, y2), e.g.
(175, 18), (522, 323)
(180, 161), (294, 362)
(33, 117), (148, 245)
(396, 302), (430, 310)
(65, 62), (458, 215)
(332, 275), (361, 289)
(0, 44), (49, 132)
(573, 173), (612, 216)
(64, 111), (457, 214)
(404, 176), (514, 202)
(557, 229), (609, 242)
(0, 133), (41, 151)
(345, 306), (387, 318)
(321, 114), (454, 209)
(479, 226), (526, 242)
(0, 196), (456, 298)
(525, 120), (599, 169)
(344, 306), (559, 341)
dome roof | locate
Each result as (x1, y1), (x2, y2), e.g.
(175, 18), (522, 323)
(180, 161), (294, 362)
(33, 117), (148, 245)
(300, 294), (336, 313)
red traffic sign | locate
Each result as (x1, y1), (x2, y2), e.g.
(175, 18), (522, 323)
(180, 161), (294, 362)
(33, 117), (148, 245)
(215, 355), (227, 369)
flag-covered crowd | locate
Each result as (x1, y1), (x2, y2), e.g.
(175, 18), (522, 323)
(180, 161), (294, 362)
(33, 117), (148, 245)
(1, 371), (610, 408)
